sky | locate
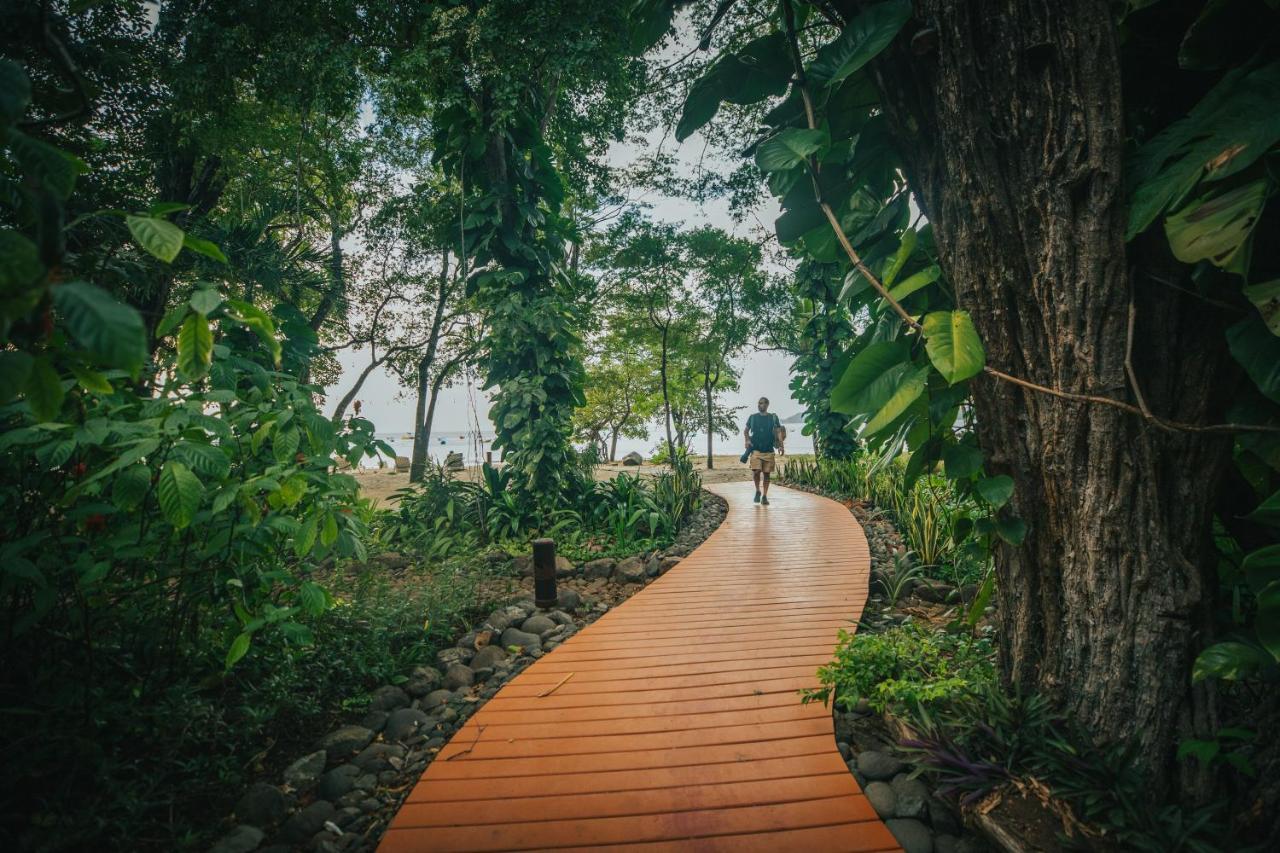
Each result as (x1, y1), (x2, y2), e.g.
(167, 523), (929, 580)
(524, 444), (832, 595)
(321, 31), (802, 436)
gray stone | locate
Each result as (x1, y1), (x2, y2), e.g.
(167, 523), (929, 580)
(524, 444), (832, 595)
(555, 555), (575, 577)
(210, 824), (265, 853)
(927, 797), (962, 835)
(837, 741), (852, 761)
(556, 588), (582, 611)
(856, 750), (905, 781)
(934, 835), (960, 853)
(645, 555), (661, 577)
(547, 609), (574, 626)
(483, 609), (514, 634)
(359, 710), (388, 733)
(891, 774), (929, 819)
(279, 800), (337, 844)
(404, 666), (442, 697)
(234, 783), (286, 827)
(353, 743), (406, 773)
(317, 764), (361, 800)
(420, 688), (453, 710)
(885, 819), (933, 853)
(582, 558), (616, 579)
(283, 750), (327, 791)
(658, 556), (682, 574)
(512, 598), (537, 617)
(864, 781), (897, 819)
(352, 772), (377, 792)
(521, 613), (556, 635)
(914, 578), (956, 604)
(337, 790), (366, 809)
(368, 685), (410, 713)
(385, 708), (432, 741)
(319, 727), (375, 763)
(614, 555), (646, 584)
(444, 662), (475, 690)
(501, 626), (542, 654)
(456, 630), (481, 650)
(513, 555), (533, 576)
(436, 647), (474, 668)
(471, 645), (509, 671)
(622, 451), (643, 465)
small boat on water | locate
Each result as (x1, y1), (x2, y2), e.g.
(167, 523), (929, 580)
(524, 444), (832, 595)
(400, 433), (413, 440)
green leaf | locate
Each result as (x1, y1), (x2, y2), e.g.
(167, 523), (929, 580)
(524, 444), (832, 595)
(966, 571), (995, 628)
(1193, 641), (1273, 682)
(995, 516), (1027, 546)
(1164, 179), (1267, 273)
(112, 463), (152, 510)
(126, 215), (184, 263)
(976, 475), (1015, 508)
(189, 286), (223, 316)
(0, 351), (34, 403)
(830, 338), (910, 415)
(273, 426), (300, 465)
(69, 364), (113, 394)
(942, 443), (983, 479)
(1246, 489), (1280, 527)
(1226, 316), (1280, 404)
(755, 128), (829, 172)
(182, 234), (228, 263)
(299, 581), (329, 617)
(675, 33), (791, 141)
(157, 461), (202, 529)
(0, 229), (43, 293)
(1243, 279), (1280, 335)
(881, 229), (917, 287)
(864, 364), (929, 435)
(177, 313), (213, 379)
(173, 440), (231, 479)
(923, 310), (985, 384)
(886, 265), (940, 302)
(294, 515), (318, 557)
(24, 357), (65, 421)
(320, 512), (339, 548)
(223, 299), (282, 366)
(0, 59), (32, 127)
(1176, 739), (1220, 764)
(53, 282), (147, 371)
(7, 130), (87, 200)
(225, 632), (251, 670)
(1126, 62), (1280, 238)
(1256, 580), (1280, 661)
(808, 0), (913, 86)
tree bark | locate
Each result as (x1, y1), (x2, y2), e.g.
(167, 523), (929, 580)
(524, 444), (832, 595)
(658, 319), (675, 462)
(704, 365), (715, 469)
(331, 352), (383, 424)
(856, 0), (1233, 798)
(410, 252), (452, 482)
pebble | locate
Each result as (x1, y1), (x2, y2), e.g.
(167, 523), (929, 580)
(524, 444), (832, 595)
(891, 773), (929, 819)
(521, 613), (556, 635)
(884, 818), (933, 853)
(444, 662), (475, 690)
(435, 647), (474, 668)
(864, 781), (897, 818)
(359, 710), (388, 733)
(582, 557), (616, 579)
(856, 750), (905, 781)
(556, 588), (582, 611)
(471, 645), (508, 671)
(278, 800), (336, 844)
(501, 626), (542, 654)
(614, 555), (646, 584)
(403, 666), (442, 697)
(928, 797), (962, 835)
(367, 685), (410, 713)
(352, 743), (406, 773)
(836, 741), (852, 761)
(210, 824), (265, 853)
(318, 726), (375, 764)
(317, 765), (361, 800)
(283, 750), (327, 791)
(934, 835), (959, 853)
(420, 688), (453, 710)
(234, 783), (286, 827)
(384, 708), (431, 741)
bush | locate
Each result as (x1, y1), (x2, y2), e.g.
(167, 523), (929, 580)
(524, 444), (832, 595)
(803, 621), (996, 714)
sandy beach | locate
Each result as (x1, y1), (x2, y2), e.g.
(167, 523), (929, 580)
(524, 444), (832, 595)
(351, 452), (797, 506)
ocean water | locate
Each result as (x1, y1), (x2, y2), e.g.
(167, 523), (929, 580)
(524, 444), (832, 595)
(367, 426), (815, 470)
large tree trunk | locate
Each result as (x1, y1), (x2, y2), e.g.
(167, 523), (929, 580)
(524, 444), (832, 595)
(409, 253), (452, 482)
(704, 369), (715, 469)
(331, 351), (386, 424)
(658, 322), (675, 461)
(857, 0), (1233, 799)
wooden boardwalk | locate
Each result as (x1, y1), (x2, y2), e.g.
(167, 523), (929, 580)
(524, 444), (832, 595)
(381, 481), (898, 852)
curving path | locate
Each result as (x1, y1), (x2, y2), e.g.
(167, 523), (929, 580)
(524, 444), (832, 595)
(380, 481), (898, 852)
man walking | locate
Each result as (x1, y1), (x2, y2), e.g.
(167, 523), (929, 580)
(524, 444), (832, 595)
(743, 397), (784, 505)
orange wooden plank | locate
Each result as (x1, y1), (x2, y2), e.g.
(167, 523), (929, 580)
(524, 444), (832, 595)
(379, 482), (890, 851)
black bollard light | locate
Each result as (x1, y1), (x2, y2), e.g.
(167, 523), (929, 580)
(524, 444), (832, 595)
(532, 538), (557, 610)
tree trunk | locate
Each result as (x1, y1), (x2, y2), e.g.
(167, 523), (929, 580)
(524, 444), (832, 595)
(409, 252), (452, 482)
(409, 355), (431, 483)
(332, 351), (385, 424)
(609, 427), (620, 462)
(860, 0), (1232, 799)
(659, 321), (675, 462)
(704, 369), (714, 469)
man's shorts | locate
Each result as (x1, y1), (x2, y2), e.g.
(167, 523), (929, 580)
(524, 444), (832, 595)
(749, 451), (776, 473)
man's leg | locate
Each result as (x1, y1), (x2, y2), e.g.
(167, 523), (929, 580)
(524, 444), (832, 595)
(752, 469), (762, 501)
(761, 471), (770, 504)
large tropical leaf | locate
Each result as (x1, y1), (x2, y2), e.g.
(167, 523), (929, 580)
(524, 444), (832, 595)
(1227, 316), (1280, 404)
(676, 33), (791, 141)
(808, 0), (913, 87)
(830, 337), (910, 415)
(923, 310), (985, 384)
(755, 128), (828, 172)
(158, 461), (203, 529)
(1243, 279), (1280, 335)
(1126, 62), (1280, 238)
(177, 312), (213, 379)
(126, 214), (185, 263)
(53, 282), (147, 371)
(863, 364), (930, 435)
(1163, 178), (1268, 273)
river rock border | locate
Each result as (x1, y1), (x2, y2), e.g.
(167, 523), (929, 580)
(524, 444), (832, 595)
(781, 480), (989, 853)
(208, 492), (728, 853)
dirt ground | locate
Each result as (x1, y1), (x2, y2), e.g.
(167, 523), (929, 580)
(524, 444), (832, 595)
(351, 453), (790, 506)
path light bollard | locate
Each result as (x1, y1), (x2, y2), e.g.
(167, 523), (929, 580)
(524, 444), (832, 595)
(485, 451), (493, 465)
(532, 538), (557, 610)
